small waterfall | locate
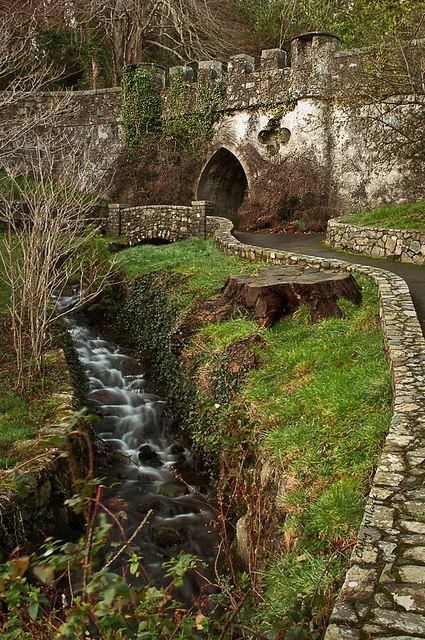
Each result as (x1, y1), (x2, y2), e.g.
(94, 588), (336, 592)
(59, 296), (219, 600)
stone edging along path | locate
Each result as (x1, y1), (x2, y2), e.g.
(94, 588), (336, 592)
(209, 216), (425, 639)
(327, 218), (425, 265)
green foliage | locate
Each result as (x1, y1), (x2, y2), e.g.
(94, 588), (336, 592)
(36, 25), (112, 89)
(121, 66), (163, 148)
(79, 22), (113, 89)
(0, 479), (256, 638)
(0, 347), (73, 469)
(121, 270), (186, 416)
(36, 28), (85, 89)
(0, 533), (217, 638)
(341, 200), (425, 231)
(199, 318), (259, 350)
(164, 75), (226, 157)
(121, 66), (225, 156)
(237, 0), (422, 51)
(262, 551), (345, 634)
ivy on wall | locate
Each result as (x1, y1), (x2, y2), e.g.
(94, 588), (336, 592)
(121, 66), (163, 148)
(164, 75), (226, 157)
(121, 66), (226, 157)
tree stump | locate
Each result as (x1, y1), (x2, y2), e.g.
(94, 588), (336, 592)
(221, 265), (362, 327)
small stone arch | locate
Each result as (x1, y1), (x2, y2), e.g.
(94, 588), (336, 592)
(196, 147), (248, 223)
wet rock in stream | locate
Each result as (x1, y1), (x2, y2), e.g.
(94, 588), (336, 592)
(58, 295), (219, 599)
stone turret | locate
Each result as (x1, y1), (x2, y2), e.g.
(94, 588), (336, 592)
(290, 32), (341, 98)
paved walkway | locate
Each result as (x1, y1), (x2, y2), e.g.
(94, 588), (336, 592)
(234, 232), (425, 333)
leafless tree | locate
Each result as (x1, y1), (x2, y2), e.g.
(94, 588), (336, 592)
(0, 7), (73, 160)
(71, 0), (237, 85)
(340, 33), (425, 169)
(0, 131), (111, 390)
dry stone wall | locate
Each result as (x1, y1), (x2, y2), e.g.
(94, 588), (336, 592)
(107, 200), (212, 242)
(327, 218), (425, 264)
(209, 215), (425, 640)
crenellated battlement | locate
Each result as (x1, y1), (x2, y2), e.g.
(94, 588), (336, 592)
(131, 32), (344, 111)
(126, 32), (423, 112)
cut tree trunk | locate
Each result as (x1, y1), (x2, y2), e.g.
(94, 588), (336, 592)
(221, 265), (362, 327)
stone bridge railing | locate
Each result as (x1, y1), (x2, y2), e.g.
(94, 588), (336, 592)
(107, 200), (213, 243)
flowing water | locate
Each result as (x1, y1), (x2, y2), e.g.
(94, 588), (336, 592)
(57, 294), (219, 601)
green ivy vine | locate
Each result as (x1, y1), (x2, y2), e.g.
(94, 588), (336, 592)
(121, 66), (163, 148)
(121, 65), (226, 157)
(164, 74), (227, 156)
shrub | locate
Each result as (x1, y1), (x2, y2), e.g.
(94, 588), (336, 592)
(238, 157), (338, 233)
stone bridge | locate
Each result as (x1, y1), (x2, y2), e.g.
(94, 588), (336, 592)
(106, 200), (211, 243)
(8, 33), (423, 222)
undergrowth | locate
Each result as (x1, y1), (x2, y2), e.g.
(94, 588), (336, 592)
(0, 237), (74, 469)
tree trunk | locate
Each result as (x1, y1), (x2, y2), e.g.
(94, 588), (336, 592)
(221, 265), (362, 327)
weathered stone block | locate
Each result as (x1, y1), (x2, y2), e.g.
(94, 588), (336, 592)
(260, 48), (287, 70)
(228, 54), (255, 74)
(169, 65), (194, 83)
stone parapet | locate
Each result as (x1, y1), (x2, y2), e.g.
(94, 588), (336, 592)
(208, 215), (425, 639)
(107, 200), (212, 242)
(327, 218), (425, 264)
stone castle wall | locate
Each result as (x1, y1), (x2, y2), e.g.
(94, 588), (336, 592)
(1, 34), (423, 211)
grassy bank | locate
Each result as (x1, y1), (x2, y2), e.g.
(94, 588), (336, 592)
(116, 236), (264, 307)
(0, 235), (73, 470)
(341, 200), (425, 231)
(117, 238), (392, 637)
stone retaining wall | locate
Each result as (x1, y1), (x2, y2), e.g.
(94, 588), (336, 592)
(0, 349), (94, 555)
(327, 218), (425, 264)
(209, 215), (425, 639)
(107, 200), (213, 242)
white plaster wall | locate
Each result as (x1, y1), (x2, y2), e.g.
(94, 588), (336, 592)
(211, 97), (421, 213)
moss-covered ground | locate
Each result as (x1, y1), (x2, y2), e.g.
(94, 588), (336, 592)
(117, 238), (392, 637)
(341, 200), (425, 231)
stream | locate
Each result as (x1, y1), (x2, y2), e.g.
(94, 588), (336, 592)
(57, 295), (219, 602)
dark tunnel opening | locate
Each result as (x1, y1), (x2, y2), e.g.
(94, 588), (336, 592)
(197, 148), (248, 224)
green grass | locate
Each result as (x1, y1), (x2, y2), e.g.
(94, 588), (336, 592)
(341, 200), (425, 231)
(0, 343), (72, 469)
(120, 240), (391, 634)
(116, 238), (265, 306)
(201, 276), (390, 633)
(200, 278), (391, 528)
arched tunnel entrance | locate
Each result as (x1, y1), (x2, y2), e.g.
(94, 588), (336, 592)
(197, 148), (248, 223)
